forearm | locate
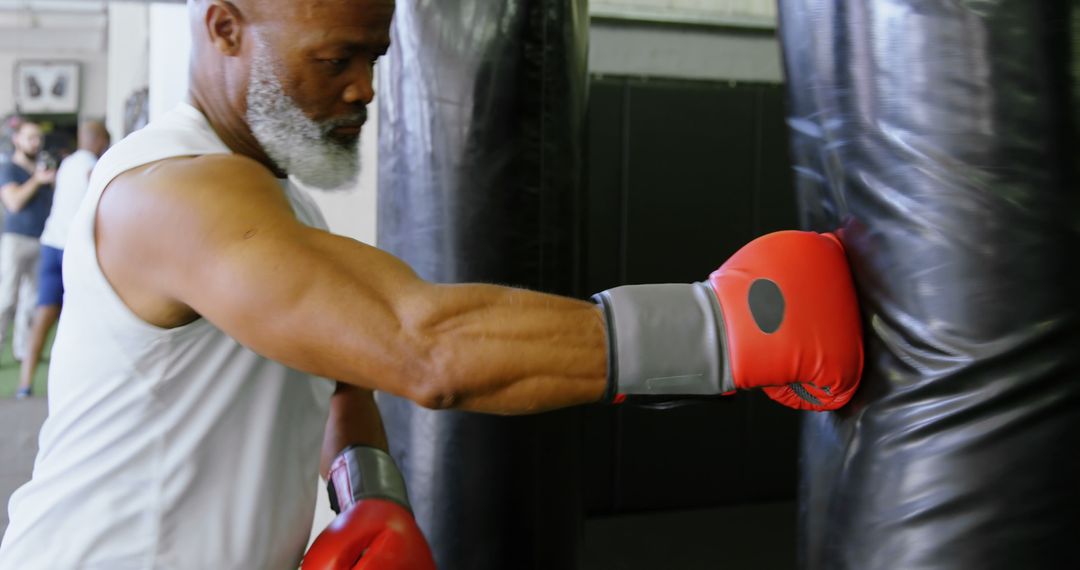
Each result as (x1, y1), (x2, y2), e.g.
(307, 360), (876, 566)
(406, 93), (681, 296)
(0, 179), (40, 212)
(302, 279), (609, 414)
(321, 382), (388, 478)
(404, 283), (609, 414)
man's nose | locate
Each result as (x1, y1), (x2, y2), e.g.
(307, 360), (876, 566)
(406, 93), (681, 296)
(343, 65), (375, 105)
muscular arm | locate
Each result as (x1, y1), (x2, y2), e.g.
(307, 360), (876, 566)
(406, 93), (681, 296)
(96, 155), (607, 414)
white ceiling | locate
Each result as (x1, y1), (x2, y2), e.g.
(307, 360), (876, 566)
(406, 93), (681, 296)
(0, 0), (107, 12)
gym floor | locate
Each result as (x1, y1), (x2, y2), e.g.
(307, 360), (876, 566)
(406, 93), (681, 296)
(0, 398), (46, 538)
(0, 331), (50, 538)
(0, 330), (53, 539)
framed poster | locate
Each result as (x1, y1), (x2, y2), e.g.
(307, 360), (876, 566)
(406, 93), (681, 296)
(14, 61), (81, 114)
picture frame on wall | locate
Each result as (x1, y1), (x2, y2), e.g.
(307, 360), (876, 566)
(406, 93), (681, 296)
(14, 60), (81, 115)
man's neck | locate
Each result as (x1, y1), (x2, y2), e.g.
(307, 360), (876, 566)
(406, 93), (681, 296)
(188, 89), (287, 178)
(11, 151), (35, 174)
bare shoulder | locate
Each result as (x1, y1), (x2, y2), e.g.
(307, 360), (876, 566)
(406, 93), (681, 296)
(94, 154), (305, 327)
(107, 153), (282, 204)
(99, 153), (297, 238)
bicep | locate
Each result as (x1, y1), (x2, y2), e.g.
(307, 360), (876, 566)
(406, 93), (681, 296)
(172, 213), (434, 393)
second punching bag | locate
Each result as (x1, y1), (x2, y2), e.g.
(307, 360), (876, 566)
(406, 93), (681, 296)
(780, 1), (1080, 569)
(376, 1), (588, 569)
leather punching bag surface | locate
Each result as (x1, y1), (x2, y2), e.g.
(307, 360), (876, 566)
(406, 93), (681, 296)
(376, 1), (588, 569)
(779, 1), (1080, 568)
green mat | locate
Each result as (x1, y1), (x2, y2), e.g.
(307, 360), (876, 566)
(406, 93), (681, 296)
(0, 328), (54, 399)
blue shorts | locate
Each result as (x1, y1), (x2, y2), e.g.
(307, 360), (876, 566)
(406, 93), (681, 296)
(37, 245), (64, 307)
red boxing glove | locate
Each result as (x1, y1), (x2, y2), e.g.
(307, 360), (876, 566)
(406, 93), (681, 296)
(302, 446), (435, 570)
(302, 499), (435, 570)
(708, 231), (862, 410)
(594, 230), (863, 411)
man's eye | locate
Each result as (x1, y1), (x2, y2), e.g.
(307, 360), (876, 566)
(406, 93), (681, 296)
(323, 58), (349, 68)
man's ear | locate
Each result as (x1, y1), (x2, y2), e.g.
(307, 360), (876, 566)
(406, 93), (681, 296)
(205, 1), (245, 56)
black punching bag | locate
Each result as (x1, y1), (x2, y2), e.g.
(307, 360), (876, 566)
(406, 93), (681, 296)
(779, 1), (1080, 568)
(375, 1), (588, 569)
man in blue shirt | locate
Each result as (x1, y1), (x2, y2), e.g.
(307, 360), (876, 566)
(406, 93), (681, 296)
(0, 120), (55, 385)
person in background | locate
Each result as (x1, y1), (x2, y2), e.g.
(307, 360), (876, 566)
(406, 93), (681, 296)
(0, 120), (55, 374)
(15, 120), (110, 399)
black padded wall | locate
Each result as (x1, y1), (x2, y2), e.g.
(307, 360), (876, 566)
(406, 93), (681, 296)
(582, 77), (801, 515)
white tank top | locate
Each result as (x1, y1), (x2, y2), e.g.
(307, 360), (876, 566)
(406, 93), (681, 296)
(0, 103), (335, 570)
(40, 148), (97, 250)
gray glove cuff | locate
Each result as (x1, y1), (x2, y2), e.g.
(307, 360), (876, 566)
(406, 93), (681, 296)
(327, 445), (410, 514)
(593, 282), (733, 398)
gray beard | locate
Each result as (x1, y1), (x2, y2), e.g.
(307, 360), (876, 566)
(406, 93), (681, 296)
(245, 51), (362, 191)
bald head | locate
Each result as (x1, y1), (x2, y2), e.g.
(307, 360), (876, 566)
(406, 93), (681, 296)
(187, 0), (275, 47)
(78, 120), (110, 157)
